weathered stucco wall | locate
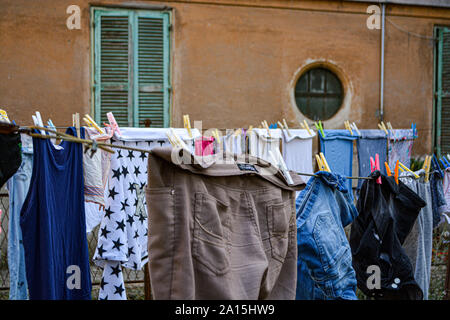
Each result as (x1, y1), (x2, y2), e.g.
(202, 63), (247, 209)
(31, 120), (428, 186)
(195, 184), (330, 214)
(1, 0), (449, 156)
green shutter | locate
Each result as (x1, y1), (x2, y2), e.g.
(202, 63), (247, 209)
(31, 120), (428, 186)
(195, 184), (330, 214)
(94, 10), (132, 126)
(135, 12), (170, 128)
(436, 27), (450, 156)
(93, 8), (170, 127)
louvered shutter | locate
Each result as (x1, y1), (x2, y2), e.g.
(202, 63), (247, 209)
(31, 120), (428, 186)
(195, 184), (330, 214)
(436, 28), (450, 155)
(135, 12), (170, 128)
(94, 11), (132, 126)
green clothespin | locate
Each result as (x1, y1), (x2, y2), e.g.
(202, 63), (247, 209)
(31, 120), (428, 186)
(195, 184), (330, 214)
(318, 120), (325, 137)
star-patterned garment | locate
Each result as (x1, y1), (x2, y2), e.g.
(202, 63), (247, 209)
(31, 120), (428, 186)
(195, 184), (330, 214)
(98, 261), (127, 300)
(93, 128), (200, 300)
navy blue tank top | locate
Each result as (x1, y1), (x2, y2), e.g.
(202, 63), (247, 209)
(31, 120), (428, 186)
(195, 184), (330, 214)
(20, 127), (92, 300)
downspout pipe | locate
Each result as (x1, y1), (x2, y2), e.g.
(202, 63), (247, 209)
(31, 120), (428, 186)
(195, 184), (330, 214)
(380, 3), (386, 122)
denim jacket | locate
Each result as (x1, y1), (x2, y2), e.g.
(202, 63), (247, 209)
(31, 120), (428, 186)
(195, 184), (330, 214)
(295, 171), (359, 300)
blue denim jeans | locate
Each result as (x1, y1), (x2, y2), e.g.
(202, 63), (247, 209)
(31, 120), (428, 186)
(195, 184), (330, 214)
(6, 149), (32, 300)
(295, 171), (358, 300)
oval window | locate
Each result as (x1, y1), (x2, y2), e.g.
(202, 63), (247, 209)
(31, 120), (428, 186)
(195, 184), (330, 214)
(294, 67), (343, 120)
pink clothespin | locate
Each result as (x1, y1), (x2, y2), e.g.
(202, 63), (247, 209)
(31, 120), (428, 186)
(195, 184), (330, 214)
(107, 112), (121, 137)
(370, 154), (382, 184)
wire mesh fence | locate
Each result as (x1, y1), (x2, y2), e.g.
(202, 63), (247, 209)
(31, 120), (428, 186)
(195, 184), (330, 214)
(0, 192), (144, 299)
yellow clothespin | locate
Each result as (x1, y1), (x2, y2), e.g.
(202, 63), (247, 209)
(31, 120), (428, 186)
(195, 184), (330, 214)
(381, 122), (388, 134)
(183, 115), (192, 138)
(282, 118), (292, 137)
(424, 155), (431, 182)
(247, 125), (253, 134)
(277, 121), (284, 129)
(303, 120), (313, 136)
(319, 152), (331, 172)
(398, 162), (420, 179)
(234, 128), (242, 137)
(315, 155), (325, 171)
(84, 114), (104, 135)
(378, 123), (388, 135)
(344, 121), (353, 135)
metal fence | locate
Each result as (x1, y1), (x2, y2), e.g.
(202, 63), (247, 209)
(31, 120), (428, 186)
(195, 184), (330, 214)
(0, 192), (144, 299)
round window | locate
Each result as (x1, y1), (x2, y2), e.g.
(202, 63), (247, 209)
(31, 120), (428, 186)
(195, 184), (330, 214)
(294, 67), (343, 120)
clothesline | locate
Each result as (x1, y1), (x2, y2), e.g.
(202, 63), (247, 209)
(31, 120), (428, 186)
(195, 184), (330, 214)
(12, 125), (434, 182)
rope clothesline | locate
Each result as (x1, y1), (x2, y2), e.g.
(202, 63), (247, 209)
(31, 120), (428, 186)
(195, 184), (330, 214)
(11, 125), (433, 182)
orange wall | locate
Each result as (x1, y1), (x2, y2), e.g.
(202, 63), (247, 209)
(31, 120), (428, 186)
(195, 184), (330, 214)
(1, 0), (449, 156)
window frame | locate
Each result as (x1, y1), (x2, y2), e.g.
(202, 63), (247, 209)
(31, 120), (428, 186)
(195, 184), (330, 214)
(90, 6), (171, 127)
(294, 67), (344, 121)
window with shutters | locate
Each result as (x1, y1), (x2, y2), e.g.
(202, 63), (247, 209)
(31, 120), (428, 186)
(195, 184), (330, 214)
(92, 8), (171, 128)
(435, 26), (450, 156)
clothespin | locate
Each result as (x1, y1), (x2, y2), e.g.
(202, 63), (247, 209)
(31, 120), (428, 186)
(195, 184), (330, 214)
(247, 125), (253, 134)
(432, 154), (444, 178)
(370, 154), (382, 184)
(424, 155), (431, 183)
(75, 113), (81, 138)
(262, 120), (271, 137)
(277, 121), (284, 130)
(394, 160), (400, 184)
(35, 112), (46, 135)
(398, 161), (420, 179)
(84, 114), (104, 135)
(302, 120), (313, 136)
(315, 121), (325, 137)
(234, 128), (242, 137)
(315, 154), (325, 171)
(387, 122), (393, 130)
(106, 112), (121, 136)
(214, 129), (221, 146)
(385, 162), (392, 176)
(270, 149), (294, 185)
(0, 110), (11, 124)
(183, 115), (192, 138)
(351, 122), (361, 136)
(319, 152), (331, 172)
(411, 123), (417, 138)
(344, 120), (353, 135)
(378, 122), (388, 135)
(282, 119), (292, 137)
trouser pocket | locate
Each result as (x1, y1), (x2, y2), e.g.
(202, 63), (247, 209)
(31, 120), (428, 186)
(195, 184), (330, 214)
(192, 192), (231, 275)
(266, 199), (295, 263)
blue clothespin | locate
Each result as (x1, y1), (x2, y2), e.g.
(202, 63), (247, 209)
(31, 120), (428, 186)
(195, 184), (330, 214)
(432, 154), (444, 178)
(411, 123), (418, 139)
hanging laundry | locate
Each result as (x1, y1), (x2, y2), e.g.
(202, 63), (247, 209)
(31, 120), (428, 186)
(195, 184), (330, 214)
(319, 130), (357, 192)
(388, 129), (415, 169)
(0, 130), (22, 189)
(295, 171), (358, 300)
(401, 170), (434, 300)
(356, 129), (388, 190)
(98, 261), (127, 300)
(429, 170), (448, 229)
(350, 172), (425, 300)
(248, 128), (282, 165)
(20, 127), (92, 300)
(146, 147), (305, 299)
(195, 136), (215, 156)
(93, 128), (200, 300)
(281, 129), (315, 183)
(222, 130), (245, 155)
(6, 133), (32, 300)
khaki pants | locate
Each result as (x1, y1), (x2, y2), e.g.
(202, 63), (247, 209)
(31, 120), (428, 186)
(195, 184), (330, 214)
(146, 148), (304, 300)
